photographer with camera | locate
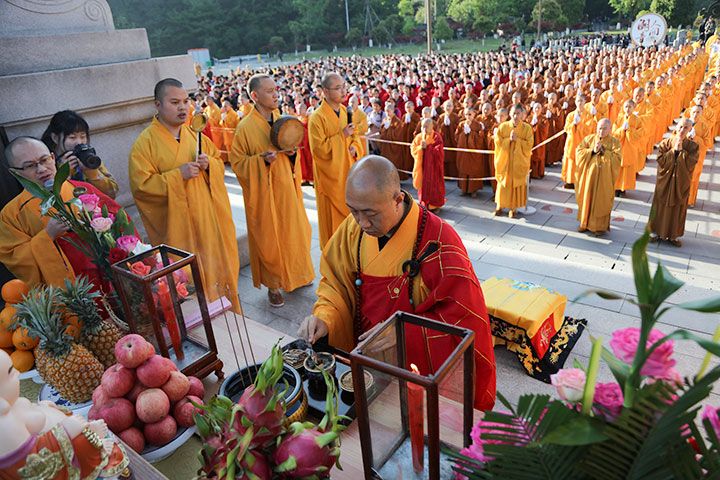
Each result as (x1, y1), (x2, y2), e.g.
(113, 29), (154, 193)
(40, 110), (119, 198)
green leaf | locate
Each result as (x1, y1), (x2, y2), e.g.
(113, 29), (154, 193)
(541, 416), (608, 446)
(631, 226), (652, 305)
(600, 345), (630, 391)
(643, 330), (720, 367)
(10, 170), (51, 201)
(649, 262), (684, 310)
(573, 359), (586, 372)
(675, 296), (720, 313)
(574, 290), (625, 303)
(54, 161), (70, 196)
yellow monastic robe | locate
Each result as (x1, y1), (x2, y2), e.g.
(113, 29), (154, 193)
(494, 121), (533, 209)
(584, 101), (609, 125)
(687, 118), (712, 205)
(351, 109), (369, 159)
(220, 109), (240, 161)
(562, 108), (594, 184)
(205, 101), (224, 152)
(601, 89), (623, 124)
(308, 100), (362, 249)
(612, 112), (644, 192)
(575, 134), (622, 232)
(128, 117), (239, 305)
(0, 182), (80, 286)
(229, 106), (314, 291)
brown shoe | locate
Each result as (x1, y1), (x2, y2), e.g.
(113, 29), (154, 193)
(268, 288), (284, 307)
(669, 239), (682, 247)
(493, 208), (502, 216)
(649, 235), (660, 243)
(563, 183), (574, 189)
(593, 230), (604, 237)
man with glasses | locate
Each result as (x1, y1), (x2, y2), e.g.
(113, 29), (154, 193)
(308, 72), (364, 249)
(0, 137), (121, 286)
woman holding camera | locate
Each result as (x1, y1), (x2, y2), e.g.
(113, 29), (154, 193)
(41, 110), (119, 198)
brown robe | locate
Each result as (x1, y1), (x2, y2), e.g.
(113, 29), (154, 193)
(455, 119), (487, 193)
(436, 112), (460, 178)
(545, 105), (565, 165)
(575, 134), (622, 232)
(530, 116), (549, 178)
(650, 138), (699, 239)
(379, 115), (406, 178)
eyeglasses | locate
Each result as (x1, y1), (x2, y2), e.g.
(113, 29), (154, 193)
(8, 153), (55, 172)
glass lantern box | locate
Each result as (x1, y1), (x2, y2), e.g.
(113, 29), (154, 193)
(348, 312), (476, 479)
(111, 244), (223, 379)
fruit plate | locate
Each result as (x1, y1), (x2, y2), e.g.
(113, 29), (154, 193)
(38, 383), (93, 417)
(140, 425), (197, 463)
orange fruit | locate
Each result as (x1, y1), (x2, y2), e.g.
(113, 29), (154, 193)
(64, 324), (79, 340)
(0, 329), (13, 349)
(10, 349), (34, 372)
(12, 328), (39, 350)
(1, 279), (29, 305)
(0, 306), (17, 330)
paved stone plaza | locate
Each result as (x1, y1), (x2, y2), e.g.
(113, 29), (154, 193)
(223, 133), (720, 410)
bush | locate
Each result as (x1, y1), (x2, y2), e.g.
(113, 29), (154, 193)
(269, 35), (285, 52)
(345, 27), (362, 47)
(434, 16), (454, 41)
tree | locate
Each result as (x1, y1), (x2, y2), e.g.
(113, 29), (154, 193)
(269, 35), (286, 52)
(345, 27), (363, 46)
(434, 16), (454, 39)
(402, 15), (419, 34)
(650, 0), (695, 27)
(556, 0), (586, 24)
(608, 0), (652, 19)
(532, 0), (568, 30)
(372, 24), (392, 45)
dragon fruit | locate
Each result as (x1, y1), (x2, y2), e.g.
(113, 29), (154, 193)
(234, 343), (287, 448)
(273, 370), (350, 479)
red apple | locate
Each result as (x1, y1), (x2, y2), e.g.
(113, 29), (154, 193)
(144, 415), (177, 446)
(118, 426), (146, 453)
(96, 398), (136, 434)
(136, 388), (170, 424)
(92, 385), (111, 408)
(136, 355), (172, 388)
(88, 404), (101, 421)
(101, 364), (136, 398)
(162, 371), (190, 402)
(187, 376), (205, 399)
(173, 395), (203, 427)
(125, 382), (147, 403)
(115, 334), (154, 369)
(163, 357), (178, 371)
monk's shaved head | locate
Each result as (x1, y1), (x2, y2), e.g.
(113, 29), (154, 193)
(321, 73), (343, 90)
(346, 155), (400, 198)
(4, 136), (46, 168)
(154, 78), (184, 103)
(345, 156), (406, 237)
(247, 74), (271, 96)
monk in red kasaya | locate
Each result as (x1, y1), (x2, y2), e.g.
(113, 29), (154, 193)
(410, 118), (446, 210)
(298, 155), (496, 411)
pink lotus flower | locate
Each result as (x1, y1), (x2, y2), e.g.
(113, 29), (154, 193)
(702, 405), (720, 441)
(78, 193), (99, 212)
(551, 368), (586, 403)
(593, 382), (623, 421)
(90, 216), (113, 233)
(116, 235), (140, 254)
(610, 328), (676, 377)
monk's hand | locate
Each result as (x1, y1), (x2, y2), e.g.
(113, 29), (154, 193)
(421, 140), (427, 149)
(196, 153), (210, 170)
(180, 162), (200, 180)
(298, 315), (329, 344)
(342, 123), (355, 138)
(359, 320), (397, 353)
(46, 218), (70, 240)
(260, 150), (278, 164)
(349, 145), (357, 158)
(510, 129), (517, 141)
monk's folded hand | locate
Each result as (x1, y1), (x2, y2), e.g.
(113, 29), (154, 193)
(180, 162), (200, 180)
(260, 150), (278, 164)
(342, 124), (355, 138)
(421, 140), (427, 149)
(46, 218), (70, 240)
(196, 153), (210, 170)
(298, 315), (329, 344)
(510, 129), (517, 141)
(349, 146), (357, 158)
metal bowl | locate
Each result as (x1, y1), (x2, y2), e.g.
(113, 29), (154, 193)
(303, 352), (336, 384)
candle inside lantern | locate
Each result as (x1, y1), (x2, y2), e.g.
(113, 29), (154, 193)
(408, 363), (424, 473)
(158, 280), (184, 359)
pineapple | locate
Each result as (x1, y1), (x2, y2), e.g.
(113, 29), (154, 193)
(57, 277), (124, 368)
(14, 285), (103, 403)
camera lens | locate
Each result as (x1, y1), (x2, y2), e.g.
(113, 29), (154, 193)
(73, 144), (102, 169)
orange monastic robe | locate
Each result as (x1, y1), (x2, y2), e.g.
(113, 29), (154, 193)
(312, 199), (496, 410)
(129, 117), (239, 304)
(352, 109), (369, 159)
(687, 118), (712, 205)
(494, 121), (533, 209)
(308, 100), (363, 249)
(205, 101), (224, 152)
(613, 112), (644, 192)
(229, 106), (315, 291)
(455, 119), (487, 192)
(562, 108), (594, 184)
(220, 109), (240, 162)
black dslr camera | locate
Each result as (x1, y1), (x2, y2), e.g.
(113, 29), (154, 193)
(68, 144), (101, 169)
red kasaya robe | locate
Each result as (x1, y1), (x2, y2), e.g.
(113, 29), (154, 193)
(411, 131), (446, 209)
(299, 118), (314, 182)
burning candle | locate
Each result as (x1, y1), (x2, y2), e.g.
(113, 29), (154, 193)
(408, 363), (424, 473)
(158, 280), (184, 359)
